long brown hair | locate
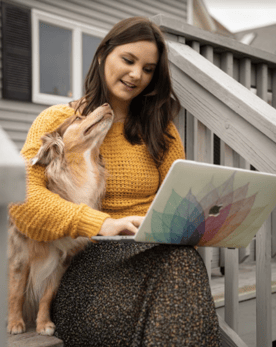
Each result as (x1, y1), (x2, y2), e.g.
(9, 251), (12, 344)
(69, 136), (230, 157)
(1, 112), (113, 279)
(76, 16), (181, 165)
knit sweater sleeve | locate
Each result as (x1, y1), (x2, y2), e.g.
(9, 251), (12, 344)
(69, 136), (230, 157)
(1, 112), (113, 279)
(158, 122), (185, 185)
(9, 105), (110, 242)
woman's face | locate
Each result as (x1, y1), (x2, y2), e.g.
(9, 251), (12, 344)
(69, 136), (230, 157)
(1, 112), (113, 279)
(104, 40), (159, 107)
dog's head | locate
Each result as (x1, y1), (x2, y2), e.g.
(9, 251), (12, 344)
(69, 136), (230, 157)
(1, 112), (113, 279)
(31, 103), (114, 167)
(62, 103), (114, 154)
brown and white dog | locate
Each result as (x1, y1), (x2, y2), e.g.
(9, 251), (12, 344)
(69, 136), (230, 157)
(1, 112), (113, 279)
(7, 103), (114, 336)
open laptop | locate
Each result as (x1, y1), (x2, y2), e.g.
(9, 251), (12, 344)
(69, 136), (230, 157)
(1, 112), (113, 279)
(92, 160), (276, 248)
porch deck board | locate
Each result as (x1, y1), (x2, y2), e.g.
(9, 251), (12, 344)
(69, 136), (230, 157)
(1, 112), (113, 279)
(8, 327), (63, 347)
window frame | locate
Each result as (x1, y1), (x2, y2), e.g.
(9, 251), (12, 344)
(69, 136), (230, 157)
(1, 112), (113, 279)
(32, 9), (107, 105)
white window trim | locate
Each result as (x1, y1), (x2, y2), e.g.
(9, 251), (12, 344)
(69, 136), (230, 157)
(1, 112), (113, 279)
(32, 9), (108, 105)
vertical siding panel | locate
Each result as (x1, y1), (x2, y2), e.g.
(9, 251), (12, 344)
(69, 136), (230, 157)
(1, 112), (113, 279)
(256, 63), (272, 347)
(220, 52), (239, 334)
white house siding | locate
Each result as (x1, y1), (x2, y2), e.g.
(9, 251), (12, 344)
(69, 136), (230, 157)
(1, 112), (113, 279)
(0, 0), (188, 150)
(0, 100), (45, 151)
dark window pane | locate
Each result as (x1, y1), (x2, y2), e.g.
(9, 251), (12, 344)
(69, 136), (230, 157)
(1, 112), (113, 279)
(82, 34), (101, 84)
(39, 21), (72, 97)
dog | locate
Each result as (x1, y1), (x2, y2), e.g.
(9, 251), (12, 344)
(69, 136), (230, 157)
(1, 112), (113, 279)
(7, 103), (114, 336)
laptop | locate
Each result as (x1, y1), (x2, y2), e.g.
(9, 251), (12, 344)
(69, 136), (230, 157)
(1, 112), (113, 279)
(92, 160), (276, 248)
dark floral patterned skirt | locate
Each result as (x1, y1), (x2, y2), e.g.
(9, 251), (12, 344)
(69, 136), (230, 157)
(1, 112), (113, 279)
(51, 242), (222, 346)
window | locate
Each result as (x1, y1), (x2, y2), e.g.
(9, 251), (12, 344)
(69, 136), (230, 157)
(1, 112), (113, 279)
(82, 34), (102, 87)
(32, 10), (107, 105)
(39, 22), (72, 98)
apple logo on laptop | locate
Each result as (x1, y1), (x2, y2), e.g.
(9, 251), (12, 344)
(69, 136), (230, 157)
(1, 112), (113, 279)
(209, 204), (223, 217)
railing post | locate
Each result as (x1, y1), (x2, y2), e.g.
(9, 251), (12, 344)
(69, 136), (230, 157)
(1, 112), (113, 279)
(195, 44), (214, 281)
(0, 127), (25, 346)
(219, 52), (240, 334)
(173, 37), (186, 155)
(255, 63), (272, 347)
(271, 69), (276, 258)
(238, 58), (252, 263)
(256, 218), (272, 347)
(185, 41), (200, 161)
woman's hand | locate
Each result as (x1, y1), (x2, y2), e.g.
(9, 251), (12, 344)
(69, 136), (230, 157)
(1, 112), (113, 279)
(98, 216), (144, 237)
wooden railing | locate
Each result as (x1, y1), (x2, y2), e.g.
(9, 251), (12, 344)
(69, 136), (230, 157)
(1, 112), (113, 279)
(152, 14), (276, 347)
(0, 126), (25, 347)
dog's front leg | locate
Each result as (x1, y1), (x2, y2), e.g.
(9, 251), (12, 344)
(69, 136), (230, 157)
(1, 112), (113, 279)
(36, 281), (57, 336)
(7, 261), (29, 334)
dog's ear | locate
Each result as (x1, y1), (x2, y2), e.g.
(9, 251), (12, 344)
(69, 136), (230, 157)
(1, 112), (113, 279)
(30, 131), (64, 166)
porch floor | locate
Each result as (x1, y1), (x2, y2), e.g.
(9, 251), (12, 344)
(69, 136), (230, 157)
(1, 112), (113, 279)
(211, 258), (276, 346)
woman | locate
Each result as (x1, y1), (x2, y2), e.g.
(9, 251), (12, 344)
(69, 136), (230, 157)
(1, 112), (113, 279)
(10, 17), (221, 346)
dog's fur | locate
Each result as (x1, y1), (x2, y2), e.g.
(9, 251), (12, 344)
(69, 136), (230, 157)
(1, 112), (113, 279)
(7, 104), (114, 336)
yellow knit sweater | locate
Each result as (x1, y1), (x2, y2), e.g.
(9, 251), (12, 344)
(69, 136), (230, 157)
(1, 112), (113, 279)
(9, 104), (185, 242)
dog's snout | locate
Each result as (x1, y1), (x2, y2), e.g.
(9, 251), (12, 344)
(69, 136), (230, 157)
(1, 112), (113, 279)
(103, 103), (109, 107)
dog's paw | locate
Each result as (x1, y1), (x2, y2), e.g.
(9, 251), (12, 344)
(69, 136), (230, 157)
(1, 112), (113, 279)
(7, 319), (26, 334)
(36, 321), (56, 336)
